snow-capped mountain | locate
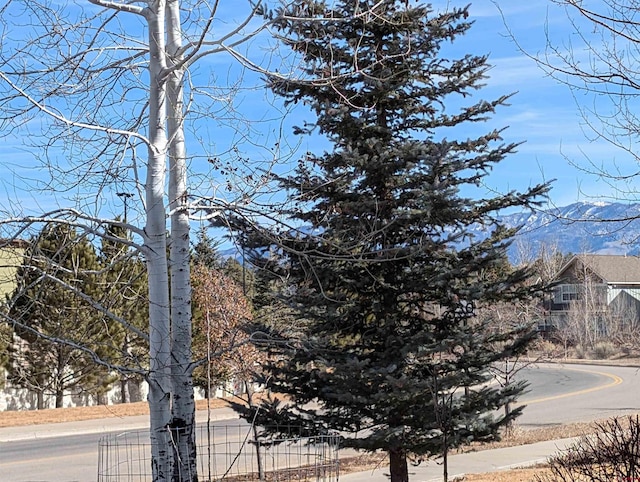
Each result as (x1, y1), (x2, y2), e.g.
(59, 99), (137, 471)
(223, 201), (640, 263)
(494, 201), (640, 260)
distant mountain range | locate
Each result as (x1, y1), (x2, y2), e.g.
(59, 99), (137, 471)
(492, 201), (640, 260)
(225, 201), (640, 263)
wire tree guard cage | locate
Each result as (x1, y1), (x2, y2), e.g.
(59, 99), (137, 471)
(97, 423), (340, 482)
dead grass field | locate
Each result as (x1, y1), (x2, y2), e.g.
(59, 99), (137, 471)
(456, 467), (549, 481)
(0, 397), (231, 428)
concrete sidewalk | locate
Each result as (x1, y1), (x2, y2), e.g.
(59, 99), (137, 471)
(341, 437), (576, 482)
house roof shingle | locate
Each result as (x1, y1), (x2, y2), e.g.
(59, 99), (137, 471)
(558, 254), (640, 284)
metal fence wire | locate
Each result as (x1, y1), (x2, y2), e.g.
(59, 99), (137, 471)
(97, 424), (341, 482)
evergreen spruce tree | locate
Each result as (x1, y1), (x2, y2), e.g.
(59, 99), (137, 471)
(8, 224), (108, 408)
(0, 324), (10, 389)
(99, 220), (148, 403)
(192, 227), (222, 270)
(234, 2), (550, 481)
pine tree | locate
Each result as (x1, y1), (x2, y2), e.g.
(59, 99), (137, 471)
(8, 224), (108, 408)
(99, 220), (149, 403)
(235, 2), (550, 481)
(192, 227), (222, 270)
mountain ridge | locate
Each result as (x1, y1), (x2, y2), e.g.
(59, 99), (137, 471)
(222, 201), (640, 263)
(496, 201), (640, 260)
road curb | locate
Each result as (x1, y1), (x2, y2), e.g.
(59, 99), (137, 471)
(544, 358), (640, 369)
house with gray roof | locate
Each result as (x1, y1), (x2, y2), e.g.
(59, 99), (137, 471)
(547, 254), (640, 338)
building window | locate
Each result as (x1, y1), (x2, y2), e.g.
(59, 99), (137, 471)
(554, 284), (581, 304)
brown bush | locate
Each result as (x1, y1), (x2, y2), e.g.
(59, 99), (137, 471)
(536, 415), (640, 481)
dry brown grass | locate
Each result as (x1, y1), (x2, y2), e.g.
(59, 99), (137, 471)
(466, 420), (592, 452)
(0, 397), (231, 428)
(456, 466), (550, 481)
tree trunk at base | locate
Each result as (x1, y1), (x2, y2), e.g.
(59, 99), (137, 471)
(389, 449), (409, 482)
(442, 446), (448, 482)
(121, 377), (130, 404)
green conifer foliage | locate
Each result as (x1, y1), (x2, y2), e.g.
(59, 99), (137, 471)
(237, 2), (550, 481)
(8, 224), (107, 408)
(0, 324), (10, 389)
(192, 227), (222, 270)
(99, 220), (148, 403)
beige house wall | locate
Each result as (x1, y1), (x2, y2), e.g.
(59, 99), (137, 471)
(0, 244), (24, 299)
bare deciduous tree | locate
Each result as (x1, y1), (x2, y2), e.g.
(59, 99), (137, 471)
(0, 1), (384, 480)
(191, 263), (262, 397)
(521, 0), (640, 202)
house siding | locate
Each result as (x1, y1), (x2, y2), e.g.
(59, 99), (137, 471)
(547, 255), (640, 341)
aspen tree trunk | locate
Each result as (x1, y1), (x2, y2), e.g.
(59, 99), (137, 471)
(166, 1), (197, 480)
(144, 2), (174, 481)
(0, 0), (290, 478)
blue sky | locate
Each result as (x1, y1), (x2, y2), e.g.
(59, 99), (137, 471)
(445, 0), (638, 208)
(260, 0), (637, 210)
(0, 0), (635, 225)
(238, 0), (636, 211)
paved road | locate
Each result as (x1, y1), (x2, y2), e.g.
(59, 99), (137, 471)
(0, 409), (242, 481)
(1, 363), (639, 481)
(516, 363), (640, 429)
(2, 432), (101, 482)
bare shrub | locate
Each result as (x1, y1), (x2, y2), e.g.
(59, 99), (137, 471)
(591, 341), (617, 360)
(533, 339), (561, 359)
(536, 415), (640, 482)
(573, 345), (586, 359)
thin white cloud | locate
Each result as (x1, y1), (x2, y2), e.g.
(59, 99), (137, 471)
(484, 55), (555, 89)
